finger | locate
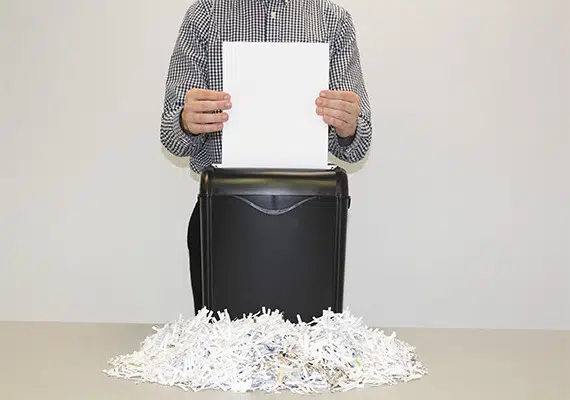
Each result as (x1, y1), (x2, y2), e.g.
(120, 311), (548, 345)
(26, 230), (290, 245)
(186, 111), (229, 124)
(188, 88), (230, 101)
(319, 90), (357, 102)
(188, 99), (232, 112)
(315, 97), (356, 114)
(322, 115), (351, 132)
(186, 122), (224, 134)
(316, 106), (352, 124)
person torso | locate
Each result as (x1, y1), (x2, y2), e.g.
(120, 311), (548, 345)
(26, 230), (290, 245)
(200, 0), (345, 91)
(186, 0), (347, 171)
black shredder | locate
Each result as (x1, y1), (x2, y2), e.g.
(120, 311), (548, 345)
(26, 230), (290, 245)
(198, 165), (350, 322)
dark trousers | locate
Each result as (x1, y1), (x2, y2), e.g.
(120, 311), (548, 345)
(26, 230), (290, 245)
(187, 200), (203, 315)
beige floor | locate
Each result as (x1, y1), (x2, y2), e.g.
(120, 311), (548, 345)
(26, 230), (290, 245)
(0, 322), (568, 400)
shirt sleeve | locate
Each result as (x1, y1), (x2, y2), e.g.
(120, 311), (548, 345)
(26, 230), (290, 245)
(160, 0), (211, 158)
(327, 11), (373, 163)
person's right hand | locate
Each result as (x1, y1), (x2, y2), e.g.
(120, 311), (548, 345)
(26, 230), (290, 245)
(181, 89), (232, 135)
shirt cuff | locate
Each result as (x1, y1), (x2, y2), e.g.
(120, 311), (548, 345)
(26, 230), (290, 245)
(328, 117), (372, 163)
(330, 126), (356, 147)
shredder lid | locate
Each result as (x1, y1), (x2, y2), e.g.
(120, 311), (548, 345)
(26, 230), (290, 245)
(199, 165), (349, 198)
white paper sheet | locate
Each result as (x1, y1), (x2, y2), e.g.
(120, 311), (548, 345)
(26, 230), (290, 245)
(221, 42), (330, 169)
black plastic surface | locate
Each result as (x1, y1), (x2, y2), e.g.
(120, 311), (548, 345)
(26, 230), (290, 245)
(199, 166), (350, 323)
(199, 166), (349, 198)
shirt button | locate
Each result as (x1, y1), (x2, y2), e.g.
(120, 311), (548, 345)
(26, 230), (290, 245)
(271, 11), (277, 18)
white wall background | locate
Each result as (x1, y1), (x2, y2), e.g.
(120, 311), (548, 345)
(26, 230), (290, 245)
(0, 0), (568, 329)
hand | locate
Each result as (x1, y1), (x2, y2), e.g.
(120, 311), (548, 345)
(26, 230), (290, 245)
(315, 90), (360, 138)
(181, 89), (232, 135)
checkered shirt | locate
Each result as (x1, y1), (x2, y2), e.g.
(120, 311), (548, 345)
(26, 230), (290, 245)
(160, 0), (373, 173)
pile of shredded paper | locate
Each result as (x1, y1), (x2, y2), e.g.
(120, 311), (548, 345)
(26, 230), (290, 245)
(103, 308), (427, 394)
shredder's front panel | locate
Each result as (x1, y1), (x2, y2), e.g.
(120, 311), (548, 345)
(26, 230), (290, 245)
(204, 195), (342, 322)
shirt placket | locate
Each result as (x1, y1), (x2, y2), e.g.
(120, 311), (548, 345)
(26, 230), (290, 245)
(266, 1), (285, 42)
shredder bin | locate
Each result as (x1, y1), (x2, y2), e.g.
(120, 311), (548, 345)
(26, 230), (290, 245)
(198, 165), (350, 322)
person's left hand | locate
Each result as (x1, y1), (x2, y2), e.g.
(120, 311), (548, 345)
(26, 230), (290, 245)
(315, 90), (360, 138)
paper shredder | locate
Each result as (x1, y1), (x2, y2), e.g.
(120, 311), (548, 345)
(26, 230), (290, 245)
(198, 166), (350, 322)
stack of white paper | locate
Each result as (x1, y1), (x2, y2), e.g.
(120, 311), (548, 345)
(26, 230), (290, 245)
(221, 42), (330, 169)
